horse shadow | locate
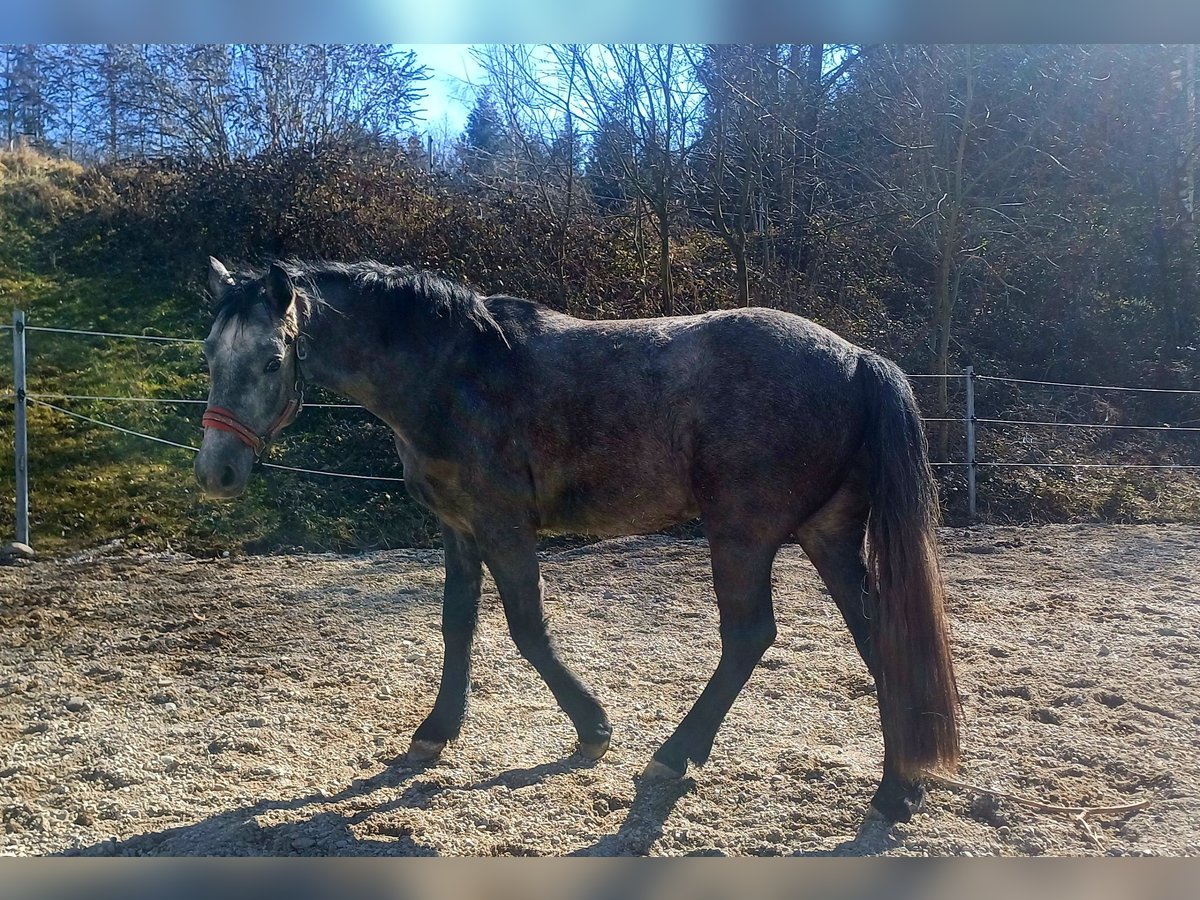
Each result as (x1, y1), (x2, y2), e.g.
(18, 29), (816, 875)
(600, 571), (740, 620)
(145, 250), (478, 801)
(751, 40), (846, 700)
(790, 814), (903, 857)
(63, 760), (441, 857)
(569, 775), (697, 856)
(59, 753), (606, 857)
(61, 754), (897, 857)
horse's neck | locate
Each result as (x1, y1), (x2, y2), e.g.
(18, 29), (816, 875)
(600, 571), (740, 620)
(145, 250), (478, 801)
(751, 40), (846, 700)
(298, 306), (379, 404)
(298, 305), (448, 428)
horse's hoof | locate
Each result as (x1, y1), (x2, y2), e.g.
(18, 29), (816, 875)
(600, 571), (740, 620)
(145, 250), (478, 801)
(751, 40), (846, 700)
(869, 779), (926, 823)
(406, 739), (445, 764)
(641, 758), (686, 780)
(576, 738), (610, 760)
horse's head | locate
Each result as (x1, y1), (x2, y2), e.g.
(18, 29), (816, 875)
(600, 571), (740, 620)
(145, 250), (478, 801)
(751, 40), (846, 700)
(195, 257), (304, 499)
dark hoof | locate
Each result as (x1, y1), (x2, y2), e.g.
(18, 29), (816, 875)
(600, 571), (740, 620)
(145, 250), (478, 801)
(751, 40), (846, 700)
(641, 758), (686, 780)
(405, 739), (446, 764)
(575, 737), (610, 760)
(869, 777), (927, 823)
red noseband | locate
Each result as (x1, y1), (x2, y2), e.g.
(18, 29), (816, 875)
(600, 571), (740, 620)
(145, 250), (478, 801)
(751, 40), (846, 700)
(202, 390), (303, 458)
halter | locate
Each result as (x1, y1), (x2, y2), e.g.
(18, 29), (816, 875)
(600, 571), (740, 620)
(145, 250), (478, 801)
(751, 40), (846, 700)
(202, 339), (306, 459)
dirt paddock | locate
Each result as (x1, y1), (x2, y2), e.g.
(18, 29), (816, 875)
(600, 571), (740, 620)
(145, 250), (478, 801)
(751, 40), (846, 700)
(1, 525), (1197, 856)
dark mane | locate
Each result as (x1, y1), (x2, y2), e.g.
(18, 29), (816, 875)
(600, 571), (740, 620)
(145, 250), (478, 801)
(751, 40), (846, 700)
(217, 259), (508, 347)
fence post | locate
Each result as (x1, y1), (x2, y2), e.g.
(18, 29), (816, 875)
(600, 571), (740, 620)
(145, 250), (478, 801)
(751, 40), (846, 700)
(12, 310), (29, 547)
(965, 365), (976, 522)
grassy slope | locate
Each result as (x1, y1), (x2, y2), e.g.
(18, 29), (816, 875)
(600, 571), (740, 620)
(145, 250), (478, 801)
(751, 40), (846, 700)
(0, 150), (436, 555)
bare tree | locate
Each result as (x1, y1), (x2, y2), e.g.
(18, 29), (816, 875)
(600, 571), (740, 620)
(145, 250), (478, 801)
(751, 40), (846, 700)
(236, 45), (426, 156)
(834, 45), (1082, 454)
(691, 45), (773, 306)
(472, 45), (592, 304)
(1, 44), (54, 150)
(515, 44), (706, 315)
(85, 44), (148, 160)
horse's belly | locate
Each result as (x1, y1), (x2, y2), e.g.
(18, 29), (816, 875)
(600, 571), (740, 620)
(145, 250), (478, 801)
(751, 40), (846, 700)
(544, 491), (698, 536)
(538, 461), (698, 537)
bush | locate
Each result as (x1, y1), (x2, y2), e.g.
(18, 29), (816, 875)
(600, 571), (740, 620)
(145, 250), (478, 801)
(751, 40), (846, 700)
(5, 142), (1200, 555)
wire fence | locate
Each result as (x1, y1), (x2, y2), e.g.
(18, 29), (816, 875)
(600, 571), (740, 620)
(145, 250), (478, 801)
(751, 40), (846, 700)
(27, 392), (363, 409)
(977, 373), (1200, 395)
(8, 312), (1200, 545)
(22, 325), (204, 345)
(25, 398), (404, 482)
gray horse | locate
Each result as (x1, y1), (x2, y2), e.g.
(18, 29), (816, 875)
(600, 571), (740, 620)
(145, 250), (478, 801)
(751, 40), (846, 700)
(195, 257), (959, 823)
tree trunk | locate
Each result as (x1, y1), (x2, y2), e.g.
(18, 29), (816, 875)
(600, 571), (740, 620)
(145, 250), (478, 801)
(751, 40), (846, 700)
(1186, 45), (1199, 353)
(657, 201), (673, 316)
(785, 43), (823, 270)
(734, 240), (750, 307)
(796, 43), (823, 268)
(633, 199), (649, 310)
(931, 242), (960, 460)
(557, 112), (576, 308)
(930, 47), (974, 460)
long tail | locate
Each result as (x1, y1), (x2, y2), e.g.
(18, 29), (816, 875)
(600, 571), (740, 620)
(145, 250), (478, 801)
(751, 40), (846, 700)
(859, 353), (960, 778)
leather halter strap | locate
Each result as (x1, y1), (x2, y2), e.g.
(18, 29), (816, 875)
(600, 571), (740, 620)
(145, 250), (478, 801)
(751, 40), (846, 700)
(202, 394), (301, 457)
(202, 348), (304, 457)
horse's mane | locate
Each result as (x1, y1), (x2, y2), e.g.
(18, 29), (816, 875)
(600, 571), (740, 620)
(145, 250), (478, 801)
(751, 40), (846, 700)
(216, 259), (508, 347)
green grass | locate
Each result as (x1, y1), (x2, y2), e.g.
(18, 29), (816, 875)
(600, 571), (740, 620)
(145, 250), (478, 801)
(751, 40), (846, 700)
(0, 150), (440, 555)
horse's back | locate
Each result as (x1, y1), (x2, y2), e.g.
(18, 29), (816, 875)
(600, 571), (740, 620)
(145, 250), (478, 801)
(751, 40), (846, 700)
(483, 300), (873, 536)
(506, 303), (867, 443)
(491, 300), (862, 388)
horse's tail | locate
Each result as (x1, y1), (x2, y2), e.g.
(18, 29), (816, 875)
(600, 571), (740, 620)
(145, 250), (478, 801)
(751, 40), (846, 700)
(858, 353), (959, 778)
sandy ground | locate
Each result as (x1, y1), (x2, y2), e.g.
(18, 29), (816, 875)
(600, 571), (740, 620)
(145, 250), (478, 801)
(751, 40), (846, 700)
(0, 525), (1197, 857)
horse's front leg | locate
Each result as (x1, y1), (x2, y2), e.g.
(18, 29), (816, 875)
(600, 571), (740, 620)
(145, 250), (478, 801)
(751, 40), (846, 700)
(407, 524), (482, 762)
(477, 520), (612, 760)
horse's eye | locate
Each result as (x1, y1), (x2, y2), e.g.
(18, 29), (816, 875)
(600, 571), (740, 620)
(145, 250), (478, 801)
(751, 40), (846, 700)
(264, 358), (282, 373)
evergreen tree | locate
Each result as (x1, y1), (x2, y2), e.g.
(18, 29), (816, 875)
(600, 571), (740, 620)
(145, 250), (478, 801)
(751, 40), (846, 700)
(586, 114), (632, 212)
(462, 89), (504, 175)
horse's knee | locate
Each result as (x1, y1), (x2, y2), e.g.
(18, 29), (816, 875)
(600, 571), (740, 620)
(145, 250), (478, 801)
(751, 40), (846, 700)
(506, 616), (552, 663)
(720, 617), (777, 660)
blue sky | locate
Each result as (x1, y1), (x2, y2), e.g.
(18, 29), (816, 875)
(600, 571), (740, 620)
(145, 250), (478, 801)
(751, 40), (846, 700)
(398, 44), (483, 135)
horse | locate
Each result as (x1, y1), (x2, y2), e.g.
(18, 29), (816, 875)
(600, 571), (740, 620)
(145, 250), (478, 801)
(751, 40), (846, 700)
(194, 257), (959, 823)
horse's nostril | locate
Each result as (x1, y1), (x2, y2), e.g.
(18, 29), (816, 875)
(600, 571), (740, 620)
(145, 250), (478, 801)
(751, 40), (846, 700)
(219, 465), (238, 489)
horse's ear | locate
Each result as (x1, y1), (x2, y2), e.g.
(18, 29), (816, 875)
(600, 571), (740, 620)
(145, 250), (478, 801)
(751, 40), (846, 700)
(264, 263), (295, 318)
(208, 256), (234, 303)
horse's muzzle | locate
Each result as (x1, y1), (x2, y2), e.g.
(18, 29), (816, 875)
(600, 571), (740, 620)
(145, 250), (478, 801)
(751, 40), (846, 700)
(194, 435), (255, 499)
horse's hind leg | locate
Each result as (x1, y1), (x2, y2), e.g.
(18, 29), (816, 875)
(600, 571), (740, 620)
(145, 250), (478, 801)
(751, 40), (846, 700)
(646, 534), (778, 778)
(796, 477), (927, 822)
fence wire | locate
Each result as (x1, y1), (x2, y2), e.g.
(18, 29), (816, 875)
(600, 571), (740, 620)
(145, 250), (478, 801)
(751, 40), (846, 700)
(31, 393), (207, 406)
(10, 317), (1200, 489)
(29, 399), (405, 484)
(28, 399), (203, 453)
(977, 461), (1200, 470)
(27, 392), (363, 410)
(977, 417), (1200, 434)
(24, 325), (204, 345)
(977, 374), (1200, 395)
